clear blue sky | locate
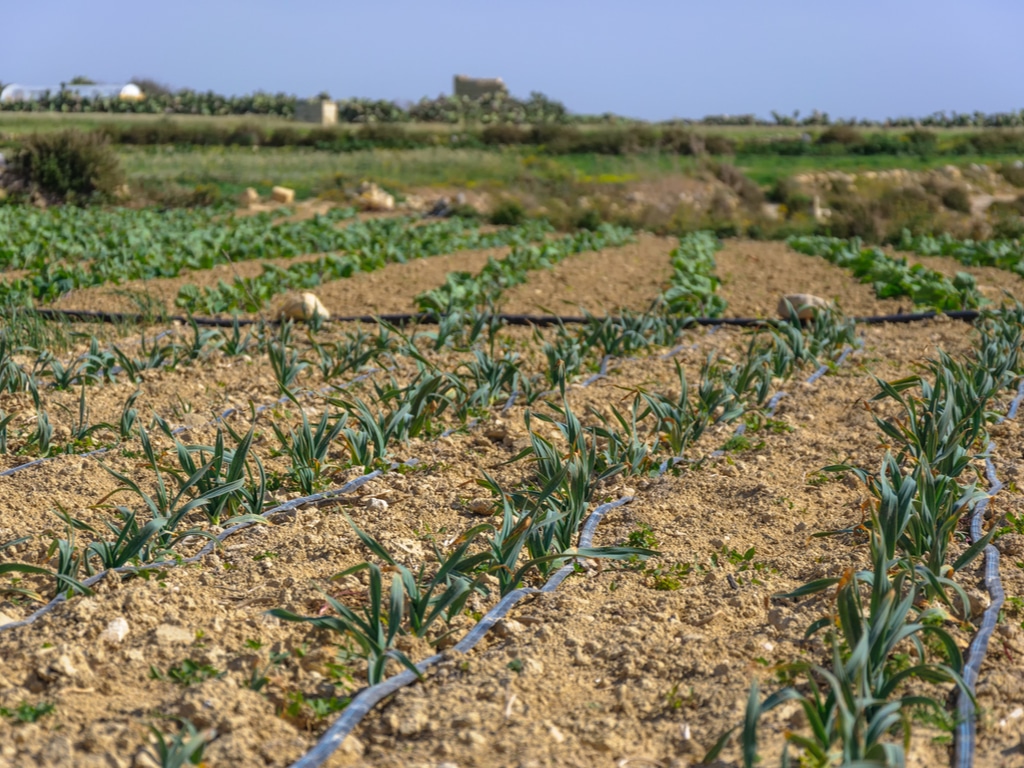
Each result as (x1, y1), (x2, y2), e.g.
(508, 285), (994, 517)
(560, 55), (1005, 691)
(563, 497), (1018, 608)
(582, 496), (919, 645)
(2, 0), (1021, 121)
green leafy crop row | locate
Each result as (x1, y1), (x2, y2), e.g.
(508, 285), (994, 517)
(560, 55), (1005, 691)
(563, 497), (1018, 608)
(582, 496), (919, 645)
(658, 231), (726, 317)
(788, 235), (983, 310)
(0, 205), (367, 305)
(898, 229), (1024, 275)
(175, 219), (554, 315)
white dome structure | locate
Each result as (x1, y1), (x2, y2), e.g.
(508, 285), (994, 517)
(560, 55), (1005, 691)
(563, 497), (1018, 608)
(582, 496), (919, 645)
(0, 83), (145, 103)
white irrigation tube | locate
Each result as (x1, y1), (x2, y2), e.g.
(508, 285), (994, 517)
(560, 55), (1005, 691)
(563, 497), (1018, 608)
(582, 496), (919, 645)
(287, 495), (633, 768)
(0, 472), (383, 633)
(954, 378), (1024, 768)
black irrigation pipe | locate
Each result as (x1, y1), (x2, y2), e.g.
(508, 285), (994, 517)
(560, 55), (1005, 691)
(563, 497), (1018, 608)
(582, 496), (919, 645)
(287, 495), (633, 768)
(954, 379), (1024, 768)
(0, 472), (383, 633)
(27, 307), (985, 329)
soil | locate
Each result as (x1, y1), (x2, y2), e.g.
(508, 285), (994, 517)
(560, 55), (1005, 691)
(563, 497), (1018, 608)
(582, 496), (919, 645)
(312, 246), (511, 317)
(1, 239), (1023, 768)
(498, 234), (675, 315)
(715, 239), (904, 318)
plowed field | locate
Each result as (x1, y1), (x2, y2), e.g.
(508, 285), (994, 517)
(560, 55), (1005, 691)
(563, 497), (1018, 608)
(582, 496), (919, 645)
(1, 231), (1022, 768)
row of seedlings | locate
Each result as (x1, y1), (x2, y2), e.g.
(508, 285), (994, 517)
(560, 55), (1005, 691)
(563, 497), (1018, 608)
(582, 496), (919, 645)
(0, 233), (848, 760)
(250, 297), (862, 756)
(716, 306), (1024, 766)
(175, 218), (556, 315)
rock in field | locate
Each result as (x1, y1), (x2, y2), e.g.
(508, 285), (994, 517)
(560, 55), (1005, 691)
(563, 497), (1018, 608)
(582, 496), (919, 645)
(101, 617), (130, 645)
(271, 186), (296, 204)
(239, 187), (260, 207)
(777, 293), (830, 320)
(357, 182), (395, 212)
(277, 292), (330, 322)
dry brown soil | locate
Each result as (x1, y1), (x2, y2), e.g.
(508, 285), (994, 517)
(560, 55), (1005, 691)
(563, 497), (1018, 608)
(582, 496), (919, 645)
(1, 240), (1022, 767)
(498, 234), (676, 315)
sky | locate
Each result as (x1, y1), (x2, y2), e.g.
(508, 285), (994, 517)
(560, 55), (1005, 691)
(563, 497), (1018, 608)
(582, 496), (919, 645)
(2, 0), (1022, 122)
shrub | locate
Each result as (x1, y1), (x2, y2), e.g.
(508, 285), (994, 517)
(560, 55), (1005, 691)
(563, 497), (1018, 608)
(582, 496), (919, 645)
(265, 126), (301, 147)
(658, 125), (697, 154)
(713, 163), (764, 208)
(999, 163), (1024, 187)
(188, 183), (223, 207)
(940, 185), (972, 214)
(450, 203), (482, 220)
(225, 123), (267, 147)
(817, 125), (863, 145)
(827, 196), (881, 241)
(906, 129), (938, 156)
(13, 130), (124, 203)
(489, 199), (526, 226)
(481, 124), (528, 146)
(992, 213), (1024, 239)
(968, 131), (1024, 155)
(702, 135), (736, 155)
(876, 186), (939, 240)
(767, 177), (793, 204)
(574, 208), (604, 231)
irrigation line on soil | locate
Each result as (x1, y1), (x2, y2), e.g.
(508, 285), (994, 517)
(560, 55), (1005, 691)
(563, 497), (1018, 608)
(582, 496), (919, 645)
(287, 495), (634, 768)
(954, 378), (1024, 768)
(29, 307), (985, 329)
(0, 472), (382, 634)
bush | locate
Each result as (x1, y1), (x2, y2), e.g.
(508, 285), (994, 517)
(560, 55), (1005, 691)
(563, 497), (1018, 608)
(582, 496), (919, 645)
(225, 123), (267, 147)
(188, 183), (223, 207)
(702, 135), (736, 155)
(967, 131), (1024, 155)
(940, 185), (972, 214)
(827, 194), (881, 240)
(999, 163), (1024, 187)
(992, 212), (1024, 239)
(13, 130), (124, 202)
(658, 125), (697, 154)
(876, 186), (939, 240)
(905, 129), (938, 156)
(489, 199), (526, 226)
(817, 125), (863, 145)
(574, 208), (604, 231)
(713, 163), (764, 208)
(481, 124), (529, 146)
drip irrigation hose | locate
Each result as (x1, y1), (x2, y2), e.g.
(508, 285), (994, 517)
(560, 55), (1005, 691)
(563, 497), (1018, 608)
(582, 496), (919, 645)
(28, 307), (985, 329)
(287, 495), (633, 768)
(0, 472), (382, 633)
(953, 379), (1024, 768)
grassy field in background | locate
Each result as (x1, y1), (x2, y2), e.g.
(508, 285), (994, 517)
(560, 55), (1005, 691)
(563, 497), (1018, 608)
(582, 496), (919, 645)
(117, 146), (531, 199)
(3, 113), (1019, 202)
(0, 110), (999, 140)
(117, 145), (1019, 199)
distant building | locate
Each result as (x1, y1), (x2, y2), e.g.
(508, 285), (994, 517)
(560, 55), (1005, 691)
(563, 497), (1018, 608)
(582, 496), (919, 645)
(294, 99), (338, 126)
(453, 75), (508, 100)
(0, 83), (144, 103)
